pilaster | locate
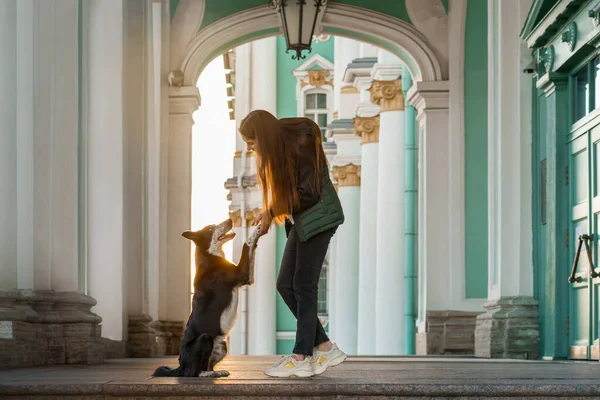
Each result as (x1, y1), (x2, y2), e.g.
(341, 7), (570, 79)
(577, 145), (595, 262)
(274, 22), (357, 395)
(475, 0), (538, 360)
(166, 85), (200, 347)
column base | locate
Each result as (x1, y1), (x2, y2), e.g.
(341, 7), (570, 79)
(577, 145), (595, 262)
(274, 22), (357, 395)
(474, 296), (539, 360)
(150, 320), (184, 356)
(0, 290), (104, 369)
(127, 314), (156, 358)
(416, 311), (480, 355)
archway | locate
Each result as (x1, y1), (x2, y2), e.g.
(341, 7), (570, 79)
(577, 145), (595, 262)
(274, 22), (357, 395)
(164, 1), (460, 356)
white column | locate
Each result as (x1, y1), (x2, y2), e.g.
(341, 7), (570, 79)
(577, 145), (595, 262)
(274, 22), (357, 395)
(249, 226), (277, 354)
(331, 125), (361, 355)
(166, 86), (200, 326)
(147, 0), (164, 322)
(87, 0), (126, 340)
(370, 65), (405, 355)
(31, 0), (80, 292)
(0, 0), (17, 290)
(16, 0), (35, 290)
(407, 80), (451, 326)
(251, 38), (277, 113)
(354, 112), (379, 355)
(487, 0), (534, 301)
(123, 0), (153, 320)
(334, 37), (360, 119)
(247, 36), (277, 354)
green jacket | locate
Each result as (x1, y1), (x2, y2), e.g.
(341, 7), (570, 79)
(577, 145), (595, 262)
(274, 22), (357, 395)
(281, 124), (344, 242)
(291, 168), (344, 242)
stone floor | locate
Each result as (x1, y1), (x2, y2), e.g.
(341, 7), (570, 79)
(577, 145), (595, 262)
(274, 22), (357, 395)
(1, 356), (600, 399)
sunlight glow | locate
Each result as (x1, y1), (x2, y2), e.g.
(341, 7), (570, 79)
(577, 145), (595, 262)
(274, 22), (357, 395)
(191, 55), (236, 284)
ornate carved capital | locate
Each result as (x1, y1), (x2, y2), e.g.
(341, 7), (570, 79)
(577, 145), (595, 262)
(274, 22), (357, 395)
(301, 70), (333, 88)
(332, 164), (361, 187)
(353, 115), (380, 144)
(369, 80), (404, 112)
(229, 208), (261, 228)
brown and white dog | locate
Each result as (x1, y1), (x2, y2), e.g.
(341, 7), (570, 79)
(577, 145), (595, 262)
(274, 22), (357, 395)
(153, 218), (260, 377)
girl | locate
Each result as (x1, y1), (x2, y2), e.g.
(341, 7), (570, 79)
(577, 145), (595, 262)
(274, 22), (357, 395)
(238, 109), (347, 378)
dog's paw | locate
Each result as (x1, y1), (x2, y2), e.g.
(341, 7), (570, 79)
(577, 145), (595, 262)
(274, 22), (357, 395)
(245, 224), (261, 247)
(199, 370), (230, 378)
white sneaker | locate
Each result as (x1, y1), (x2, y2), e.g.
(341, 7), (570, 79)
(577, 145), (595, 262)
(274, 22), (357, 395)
(311, 343), (347, 375)
(263, 355), (315, 378)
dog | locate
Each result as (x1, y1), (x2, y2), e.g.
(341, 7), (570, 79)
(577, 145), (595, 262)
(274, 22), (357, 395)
(153, 218), (260, 378)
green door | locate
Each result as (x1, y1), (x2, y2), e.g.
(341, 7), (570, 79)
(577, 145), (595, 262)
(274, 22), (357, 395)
(568, 126), (600, 360)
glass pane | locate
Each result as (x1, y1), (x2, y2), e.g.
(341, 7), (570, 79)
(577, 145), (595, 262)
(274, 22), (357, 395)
(317, 113), (327, 128)
(306, 93), (316, 109)
(316, 93), (327, 109)
(574, 65), (590, 122)
(304, 113), (315, 121)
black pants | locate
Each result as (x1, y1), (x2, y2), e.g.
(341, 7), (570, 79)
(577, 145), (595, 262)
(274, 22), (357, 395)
(277, 225), (336, 356)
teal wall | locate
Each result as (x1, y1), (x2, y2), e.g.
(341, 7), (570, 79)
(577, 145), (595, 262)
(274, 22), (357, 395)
(199, 0), (266, 30)
(169, 0), (180, 20)
(333, 0), (412, 23)
(275, 35), (334, 353)
(464, 0), (488, 298)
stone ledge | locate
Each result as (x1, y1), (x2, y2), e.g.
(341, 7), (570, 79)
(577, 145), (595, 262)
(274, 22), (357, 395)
(475, 296), (540, 360)
(0, 290), (104, 369)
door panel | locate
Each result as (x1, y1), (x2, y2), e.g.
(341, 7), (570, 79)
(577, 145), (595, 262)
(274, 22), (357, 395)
(590, 127), (600, 360)
(569, 133), (592, 360)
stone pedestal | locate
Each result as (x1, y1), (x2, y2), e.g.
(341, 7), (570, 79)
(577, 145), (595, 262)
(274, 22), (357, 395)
(416, 311), (479, 355)
(0, 290), (104, 369)
(127, 314), (156, 358)
(150, 320), (184, 356)
(475, 297), (539, 360)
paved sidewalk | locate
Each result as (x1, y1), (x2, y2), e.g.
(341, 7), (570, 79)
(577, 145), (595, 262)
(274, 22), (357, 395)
(1, 356), (600, 399)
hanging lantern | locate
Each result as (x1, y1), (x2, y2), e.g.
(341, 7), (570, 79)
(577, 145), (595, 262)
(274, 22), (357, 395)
(268, 0), (327, 60)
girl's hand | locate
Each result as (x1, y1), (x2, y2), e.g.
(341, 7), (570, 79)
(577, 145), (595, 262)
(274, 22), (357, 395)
(253, 210), (273, 236)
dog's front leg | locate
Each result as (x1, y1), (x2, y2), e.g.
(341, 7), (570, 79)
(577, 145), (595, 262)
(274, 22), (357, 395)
(238, 226), (259, 285)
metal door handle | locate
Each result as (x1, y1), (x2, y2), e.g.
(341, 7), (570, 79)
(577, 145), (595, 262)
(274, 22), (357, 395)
(568, 234), (598, 283)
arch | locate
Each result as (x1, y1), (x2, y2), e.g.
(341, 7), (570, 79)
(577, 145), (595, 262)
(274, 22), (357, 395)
(178, 3), (445, 87)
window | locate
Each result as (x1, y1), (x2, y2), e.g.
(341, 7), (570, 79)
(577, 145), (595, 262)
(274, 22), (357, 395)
(571, 56), (600, 123)
(304, 92), (328, 141)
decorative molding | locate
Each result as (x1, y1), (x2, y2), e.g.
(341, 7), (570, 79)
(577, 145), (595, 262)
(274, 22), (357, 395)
(312, 33), (331, 43)
(301, 70), (334, 88)
(538, 45), (554, 74)
(406, 81), (450, 121)
(340, 85), (359, 94)
(561, 22), (577, 52)
(332, 164), (361, 187)
(590, 8), (600, 28)
(229, 208), (261, 228)
(333, 111), (339, 119)
(369, 80), (404, 112)
(353, 115), (380, 144)
(181, 3), (444, 85)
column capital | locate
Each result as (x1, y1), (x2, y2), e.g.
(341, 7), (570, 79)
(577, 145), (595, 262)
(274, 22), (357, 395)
(369, 80), (404, 112)
(353, 115), (380, 145)
(169, 86), (201, 115)
(406, 81), (449, 121)
(536, 72), (568, 97)
(332, 164), (361, 187)
(229, 208), (261, 228)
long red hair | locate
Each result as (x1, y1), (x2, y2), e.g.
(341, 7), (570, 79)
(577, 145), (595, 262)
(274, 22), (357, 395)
(239, 110), (326, 224)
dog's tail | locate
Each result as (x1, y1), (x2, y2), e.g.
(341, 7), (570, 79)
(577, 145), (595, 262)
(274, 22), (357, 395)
(152, 366), (182, 377)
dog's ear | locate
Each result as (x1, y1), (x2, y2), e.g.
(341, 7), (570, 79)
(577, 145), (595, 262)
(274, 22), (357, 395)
(182, 230), (196, 241)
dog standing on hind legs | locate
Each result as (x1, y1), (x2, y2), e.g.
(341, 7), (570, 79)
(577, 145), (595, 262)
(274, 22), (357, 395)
(153, 218), (261, 378)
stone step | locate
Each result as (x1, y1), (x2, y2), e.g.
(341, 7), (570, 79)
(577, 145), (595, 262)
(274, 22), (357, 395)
(1, 356), (600, 399)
